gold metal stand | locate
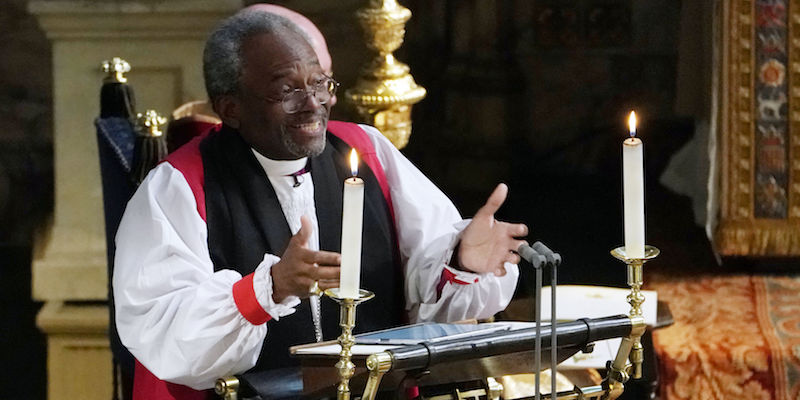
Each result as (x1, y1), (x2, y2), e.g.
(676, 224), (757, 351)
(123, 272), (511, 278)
(214, 376), (239, 400)
(362, 352), (393, 400)
(345, 0), (426, 149)
(603, 245), (659, 399)
(324, 288), (375, 400)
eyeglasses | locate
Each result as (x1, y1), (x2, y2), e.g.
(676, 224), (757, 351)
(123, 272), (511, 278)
(249, 75), (340, 114)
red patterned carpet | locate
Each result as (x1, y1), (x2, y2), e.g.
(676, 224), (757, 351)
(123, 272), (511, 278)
(649, 274), (800, 399)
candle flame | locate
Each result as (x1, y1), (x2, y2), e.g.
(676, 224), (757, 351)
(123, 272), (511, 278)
(349, 149), (359, 177)
(628, 111), (637, 138)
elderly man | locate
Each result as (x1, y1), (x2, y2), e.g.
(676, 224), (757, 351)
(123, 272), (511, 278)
(113, 7), (528, 398)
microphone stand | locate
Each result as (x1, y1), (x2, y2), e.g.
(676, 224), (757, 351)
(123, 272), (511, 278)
(532, 241), (561, 400)
(550, 256), (557, 399)
(534, 258), (542, 400)
(520, 243), (557, 400)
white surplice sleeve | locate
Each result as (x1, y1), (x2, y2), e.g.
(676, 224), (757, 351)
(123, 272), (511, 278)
(359, 125), (519, 323)
(113, 163), (299, 390)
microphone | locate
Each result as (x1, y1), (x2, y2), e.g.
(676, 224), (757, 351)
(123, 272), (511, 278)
(518, 244), (546, 268)
(532, 241), (562, 266)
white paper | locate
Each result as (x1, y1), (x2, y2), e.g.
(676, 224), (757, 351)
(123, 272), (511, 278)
(558, 338), (622, 370)
(539, 285), (657, 326)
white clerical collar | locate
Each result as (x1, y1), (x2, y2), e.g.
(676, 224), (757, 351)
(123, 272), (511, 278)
(251, 149), (309, 177)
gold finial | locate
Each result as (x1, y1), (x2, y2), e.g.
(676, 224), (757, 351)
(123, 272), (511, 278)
(101, 57), (131, 83)
(136, 110), (167, 137)
(345, 0), (426, 149)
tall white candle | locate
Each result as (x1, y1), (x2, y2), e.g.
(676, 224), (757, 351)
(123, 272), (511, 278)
(340, 149), (364, 299)
(623, 111), (645, 259)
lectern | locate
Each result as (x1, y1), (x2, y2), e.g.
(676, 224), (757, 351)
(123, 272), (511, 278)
(216, 315), (638, 400)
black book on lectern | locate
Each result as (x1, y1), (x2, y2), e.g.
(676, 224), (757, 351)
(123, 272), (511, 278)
(231, 315), (633, 400)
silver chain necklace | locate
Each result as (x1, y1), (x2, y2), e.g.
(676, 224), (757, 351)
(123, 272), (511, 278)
(310, 294), (323, 342)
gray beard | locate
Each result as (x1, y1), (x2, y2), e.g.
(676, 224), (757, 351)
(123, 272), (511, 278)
(281, 128), (326, 158)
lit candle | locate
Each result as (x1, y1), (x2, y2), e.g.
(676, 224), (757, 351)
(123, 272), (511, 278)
(340, 149), (364, 298)
(623, 111), (645, 259)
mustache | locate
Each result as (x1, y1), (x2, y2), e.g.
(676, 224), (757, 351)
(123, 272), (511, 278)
(287, 110), (328, 124)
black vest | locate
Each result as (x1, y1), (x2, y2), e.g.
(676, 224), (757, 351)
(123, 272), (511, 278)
(200, 125), (404, 371)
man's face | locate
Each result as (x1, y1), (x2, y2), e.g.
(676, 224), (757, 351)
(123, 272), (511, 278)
(235, 31), (330, 160)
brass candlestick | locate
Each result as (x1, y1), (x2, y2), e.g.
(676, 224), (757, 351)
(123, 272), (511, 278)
(609, 245), (659, 382)
(324, 288), (375, 400)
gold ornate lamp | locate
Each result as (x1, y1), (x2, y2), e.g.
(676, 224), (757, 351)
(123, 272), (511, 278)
(345, 0), (426, 149)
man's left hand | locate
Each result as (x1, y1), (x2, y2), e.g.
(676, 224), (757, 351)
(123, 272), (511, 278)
(456, 183), (528, 276)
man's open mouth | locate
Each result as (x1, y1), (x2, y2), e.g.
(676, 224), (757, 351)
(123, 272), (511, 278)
(289, 120), (322, 134)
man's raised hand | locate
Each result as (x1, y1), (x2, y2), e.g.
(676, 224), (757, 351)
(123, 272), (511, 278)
(456, 183), (529, 276)
(271, 215), (341, 302)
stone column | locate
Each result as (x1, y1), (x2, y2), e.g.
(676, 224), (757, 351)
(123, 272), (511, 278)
(28, 1), (241, 398)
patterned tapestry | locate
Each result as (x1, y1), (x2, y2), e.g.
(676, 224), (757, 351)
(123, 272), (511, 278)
(714, 0), (800, 256)
(651, 274), (800, 399)
(755, 0), (789, 218)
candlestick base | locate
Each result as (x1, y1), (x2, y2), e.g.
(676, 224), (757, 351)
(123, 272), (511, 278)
(324, 288), (375, 400)
(607, 245), (659, 385)
(610, 245), (660, 263)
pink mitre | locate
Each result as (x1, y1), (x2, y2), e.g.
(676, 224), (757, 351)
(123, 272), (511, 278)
(244, 4), (332, 74)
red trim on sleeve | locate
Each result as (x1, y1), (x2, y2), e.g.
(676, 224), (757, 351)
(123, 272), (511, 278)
(327, 120), (396, 222)
(163, 124), (220, 222)
(232, 272), (272, 325)
(436, 268), (474, 299)
(133, 359), (210, 400)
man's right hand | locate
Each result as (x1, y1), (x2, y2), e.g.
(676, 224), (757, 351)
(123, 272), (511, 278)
(271, 215), (341, 303)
